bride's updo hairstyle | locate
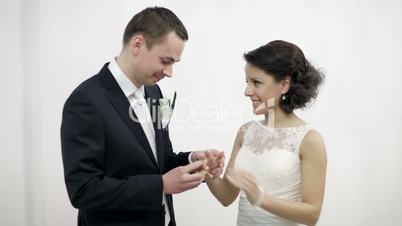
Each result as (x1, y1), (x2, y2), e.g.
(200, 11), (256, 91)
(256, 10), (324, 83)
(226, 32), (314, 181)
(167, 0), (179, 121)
(244, 40), (324, 113)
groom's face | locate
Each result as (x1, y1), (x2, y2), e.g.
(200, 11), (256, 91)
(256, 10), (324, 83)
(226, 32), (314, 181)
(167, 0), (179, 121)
(133, 32), (185, 86)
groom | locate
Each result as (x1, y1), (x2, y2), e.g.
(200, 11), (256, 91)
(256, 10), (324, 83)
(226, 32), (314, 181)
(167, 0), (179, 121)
(61, 7), (224, 226)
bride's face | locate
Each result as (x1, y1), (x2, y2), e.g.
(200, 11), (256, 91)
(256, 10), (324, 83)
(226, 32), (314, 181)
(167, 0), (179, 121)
(244, 63), (283, 113)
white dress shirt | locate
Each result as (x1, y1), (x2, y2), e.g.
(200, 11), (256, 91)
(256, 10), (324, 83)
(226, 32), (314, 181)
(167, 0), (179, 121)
(108, 58), (170, 225)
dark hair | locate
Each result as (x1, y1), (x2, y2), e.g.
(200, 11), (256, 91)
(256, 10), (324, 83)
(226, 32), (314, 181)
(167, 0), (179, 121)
(123, 6), (188, 48)
(244, 40), (324, 113)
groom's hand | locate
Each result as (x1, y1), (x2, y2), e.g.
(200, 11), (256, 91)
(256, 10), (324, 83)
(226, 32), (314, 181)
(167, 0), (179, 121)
(192, 149), (225, 178)
(162, 160), (207, 194)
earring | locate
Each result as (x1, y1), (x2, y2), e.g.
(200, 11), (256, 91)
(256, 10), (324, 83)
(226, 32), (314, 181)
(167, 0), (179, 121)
(282, 92), (286, 100)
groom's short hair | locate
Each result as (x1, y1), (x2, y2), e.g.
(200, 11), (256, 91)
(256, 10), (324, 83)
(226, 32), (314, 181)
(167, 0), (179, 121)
(123, 6), (188, 49)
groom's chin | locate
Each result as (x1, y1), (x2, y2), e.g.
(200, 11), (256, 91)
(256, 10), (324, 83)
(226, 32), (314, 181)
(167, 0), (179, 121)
(144, 80), (158, 86)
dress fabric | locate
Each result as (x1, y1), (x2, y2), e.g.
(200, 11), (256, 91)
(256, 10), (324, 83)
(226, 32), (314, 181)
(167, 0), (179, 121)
(235, 121), (312, 226)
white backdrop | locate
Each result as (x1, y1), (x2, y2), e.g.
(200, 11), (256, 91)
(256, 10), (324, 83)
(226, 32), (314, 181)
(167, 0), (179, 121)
(2, 0), (402, 225)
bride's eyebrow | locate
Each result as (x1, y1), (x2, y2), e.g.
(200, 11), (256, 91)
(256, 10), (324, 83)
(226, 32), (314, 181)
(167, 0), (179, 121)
(246, 76), (262, 81)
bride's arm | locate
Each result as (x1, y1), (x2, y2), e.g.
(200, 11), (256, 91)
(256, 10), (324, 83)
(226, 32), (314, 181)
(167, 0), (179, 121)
(205, 126), (246, 206)
(256, 130), (327, 225)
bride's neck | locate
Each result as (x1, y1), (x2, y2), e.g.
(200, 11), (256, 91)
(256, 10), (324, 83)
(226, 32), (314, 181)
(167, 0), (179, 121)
(263, 108), (300, 128)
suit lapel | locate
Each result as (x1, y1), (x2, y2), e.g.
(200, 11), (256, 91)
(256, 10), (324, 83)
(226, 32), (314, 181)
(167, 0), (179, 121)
(145, 87), (165, 171)
(99, 64), (159, 169)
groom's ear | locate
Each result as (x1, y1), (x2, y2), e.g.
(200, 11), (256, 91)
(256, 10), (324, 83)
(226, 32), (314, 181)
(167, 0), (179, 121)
(130, 35), (145, 56)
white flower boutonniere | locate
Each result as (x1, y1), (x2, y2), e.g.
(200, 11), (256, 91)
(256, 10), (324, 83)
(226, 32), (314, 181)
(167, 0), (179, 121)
(159, 91), (177, 129)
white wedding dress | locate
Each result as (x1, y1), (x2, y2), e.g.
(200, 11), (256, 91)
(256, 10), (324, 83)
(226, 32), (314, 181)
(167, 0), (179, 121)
(235, 121), (313, 226)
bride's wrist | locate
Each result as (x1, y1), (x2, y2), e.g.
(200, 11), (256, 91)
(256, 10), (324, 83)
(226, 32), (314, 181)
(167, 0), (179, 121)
(205, 174), (216, 182)
(251, 185), (264, 207)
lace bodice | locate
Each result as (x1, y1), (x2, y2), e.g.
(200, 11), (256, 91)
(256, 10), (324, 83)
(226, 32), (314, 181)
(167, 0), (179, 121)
(235, 121), (312, 226)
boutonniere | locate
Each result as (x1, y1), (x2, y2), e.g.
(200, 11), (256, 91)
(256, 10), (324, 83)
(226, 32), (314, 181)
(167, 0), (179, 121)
(159, 91), (177, 129)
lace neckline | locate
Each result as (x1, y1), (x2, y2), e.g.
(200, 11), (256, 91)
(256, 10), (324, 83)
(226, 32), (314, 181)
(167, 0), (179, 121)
(241, 120), (312, 155)
(254, 120), (308, 130)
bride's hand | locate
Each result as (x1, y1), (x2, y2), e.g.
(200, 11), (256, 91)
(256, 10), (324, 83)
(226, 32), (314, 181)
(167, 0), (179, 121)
(225, 168), (263, 205)
(191, 149), (225, 178)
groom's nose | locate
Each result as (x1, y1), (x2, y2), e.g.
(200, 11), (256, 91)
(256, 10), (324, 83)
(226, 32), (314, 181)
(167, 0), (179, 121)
(163, 65), (173, 78)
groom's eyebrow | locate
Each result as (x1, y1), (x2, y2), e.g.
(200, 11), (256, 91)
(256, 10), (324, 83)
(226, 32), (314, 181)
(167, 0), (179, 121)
(161, 56), (180, 63)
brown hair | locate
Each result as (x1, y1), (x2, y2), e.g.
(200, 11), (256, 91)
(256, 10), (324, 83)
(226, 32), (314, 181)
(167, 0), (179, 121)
(244, 40), (325, 113)
(123, 6), (188, 49)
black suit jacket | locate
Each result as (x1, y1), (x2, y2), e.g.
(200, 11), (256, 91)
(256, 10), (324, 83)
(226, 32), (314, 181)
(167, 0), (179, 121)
(61, 63), (189, 226)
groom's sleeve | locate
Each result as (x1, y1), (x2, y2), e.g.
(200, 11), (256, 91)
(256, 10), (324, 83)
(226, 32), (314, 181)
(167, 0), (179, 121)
(61, 89), (163, 211)
(166, 135), (191, 169)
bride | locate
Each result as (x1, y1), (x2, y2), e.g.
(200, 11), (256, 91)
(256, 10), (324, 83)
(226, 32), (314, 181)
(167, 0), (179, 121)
(206, 40), (327, 226)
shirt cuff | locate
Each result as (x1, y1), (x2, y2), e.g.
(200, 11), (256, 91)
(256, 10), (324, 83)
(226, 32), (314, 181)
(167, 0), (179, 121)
(188, 151), (194, 163)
